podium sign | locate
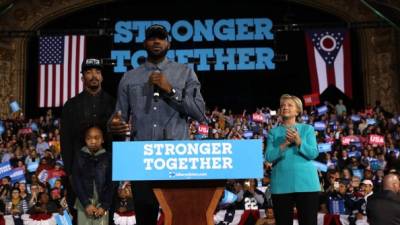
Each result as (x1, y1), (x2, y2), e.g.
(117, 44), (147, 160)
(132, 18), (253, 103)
(113, 139), (263, 181)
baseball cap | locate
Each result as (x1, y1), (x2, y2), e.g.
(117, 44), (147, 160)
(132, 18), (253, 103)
(362, 179), (373, 186)
(145, 24), (169, 40)
(81, 58), (103, 73)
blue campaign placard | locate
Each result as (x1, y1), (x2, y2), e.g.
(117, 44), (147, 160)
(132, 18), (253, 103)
(113, 139), (263, 181)
(0, 124), (4, 135)
(352, 169), (364, 180)
(0, 162), (12, 179)
(314, 121), (326, 131)
(348, 151), (361, 158)
(30, 122), (39, 132)
(220, 190), (237, 205)
(9, 168), (25, 184)
(312, 160), (328, 172)
(27, 162), (39, 172)
(367, 118), (376, 125)
(301, 115), (309, 122)
(317, 105), (328, 116)
(55, 210), (73, 225)
(318, 143), (332, 153)
(243, 131), (253, 139)
(351, 115), (361, 122)
(9, 101), (21, 113)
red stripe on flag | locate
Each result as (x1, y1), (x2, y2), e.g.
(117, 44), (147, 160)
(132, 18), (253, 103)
(44, 66), (49, 107)
(326, 64), (336, 87)
(305, 34), (320, 93)
(60, 36), (68, 106)
(60, 64), (64, 107)
(343, 32), (352, 98)
(52, 65), (56, 107)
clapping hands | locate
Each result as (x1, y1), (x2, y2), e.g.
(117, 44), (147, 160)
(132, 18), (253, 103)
(285, 127), (301, 147)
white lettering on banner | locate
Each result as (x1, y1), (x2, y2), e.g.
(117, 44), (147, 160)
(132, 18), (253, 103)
(165, 144), (175, 155)
(142, 143), (233, 156)
(175, 144), (186, 155)
(198, 125), (208, 134)
(187, 143), (199, 155)
(143, 144), (152, 156)
(200, 157), (211, 169)
(154, 144), (163, 155)
(10, 170), (24, 178)
(369, 135), (384, 145)
(252, 113), (264, 122)
(114, 19), (273, 44)
(0, 166), (11, 174)
(143, 157), (233, 171)
(142, 143), (234, 171)
(211, 143), (221, 154)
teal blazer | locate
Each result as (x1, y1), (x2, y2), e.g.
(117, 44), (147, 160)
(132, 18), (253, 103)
(265, 123), (320, 194)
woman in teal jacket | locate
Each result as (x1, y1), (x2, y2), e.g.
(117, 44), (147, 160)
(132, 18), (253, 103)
(266, 94), (320, 225)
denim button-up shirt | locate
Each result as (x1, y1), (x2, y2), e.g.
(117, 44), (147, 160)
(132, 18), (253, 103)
(115, 58), (205, 141)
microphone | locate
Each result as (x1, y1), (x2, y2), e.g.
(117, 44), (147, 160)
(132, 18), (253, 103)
(192, 88), (210, 124)
(153, 69), (161, 102)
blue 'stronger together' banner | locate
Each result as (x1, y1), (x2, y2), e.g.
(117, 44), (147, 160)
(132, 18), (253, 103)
(112, 18), (275, 72)
(113, 139), (263, 181)
(0, 162), (12, 179)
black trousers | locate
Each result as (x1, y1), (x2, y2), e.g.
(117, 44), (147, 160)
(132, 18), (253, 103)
(133, 200), (159, 225)
(132, 181), (159, 225)
(272, 192), (319, 225)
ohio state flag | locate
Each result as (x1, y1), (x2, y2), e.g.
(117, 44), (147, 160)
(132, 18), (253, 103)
(305, 29), (352, 98)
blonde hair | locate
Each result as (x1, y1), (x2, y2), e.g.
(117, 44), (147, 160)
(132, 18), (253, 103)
(279, 94), (303, 118)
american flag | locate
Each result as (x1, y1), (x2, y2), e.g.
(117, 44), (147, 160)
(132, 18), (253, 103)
(305, 29), (352, 98)
(38, 35), (86, 108)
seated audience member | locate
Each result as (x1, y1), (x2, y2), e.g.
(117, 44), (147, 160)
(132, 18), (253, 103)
(236, 179), (266, 210)
(114, 182), (135, 225)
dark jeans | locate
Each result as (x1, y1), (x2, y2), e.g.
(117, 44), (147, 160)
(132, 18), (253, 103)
(132, 181), (159, 225)
(272, 192), (319, 225)
(133, 200), (159, 225)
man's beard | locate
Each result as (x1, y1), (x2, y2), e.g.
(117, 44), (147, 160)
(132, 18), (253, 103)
(86, 79), (100, 91)
(146, 48), (168, 60)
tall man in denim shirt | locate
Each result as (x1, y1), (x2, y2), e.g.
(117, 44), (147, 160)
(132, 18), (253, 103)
(109, 24), (206, 225)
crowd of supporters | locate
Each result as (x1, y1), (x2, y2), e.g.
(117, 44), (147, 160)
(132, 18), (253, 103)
(0, 99), (399, 225)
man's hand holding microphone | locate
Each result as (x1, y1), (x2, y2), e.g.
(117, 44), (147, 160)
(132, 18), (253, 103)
(148, 70), (173, 98)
